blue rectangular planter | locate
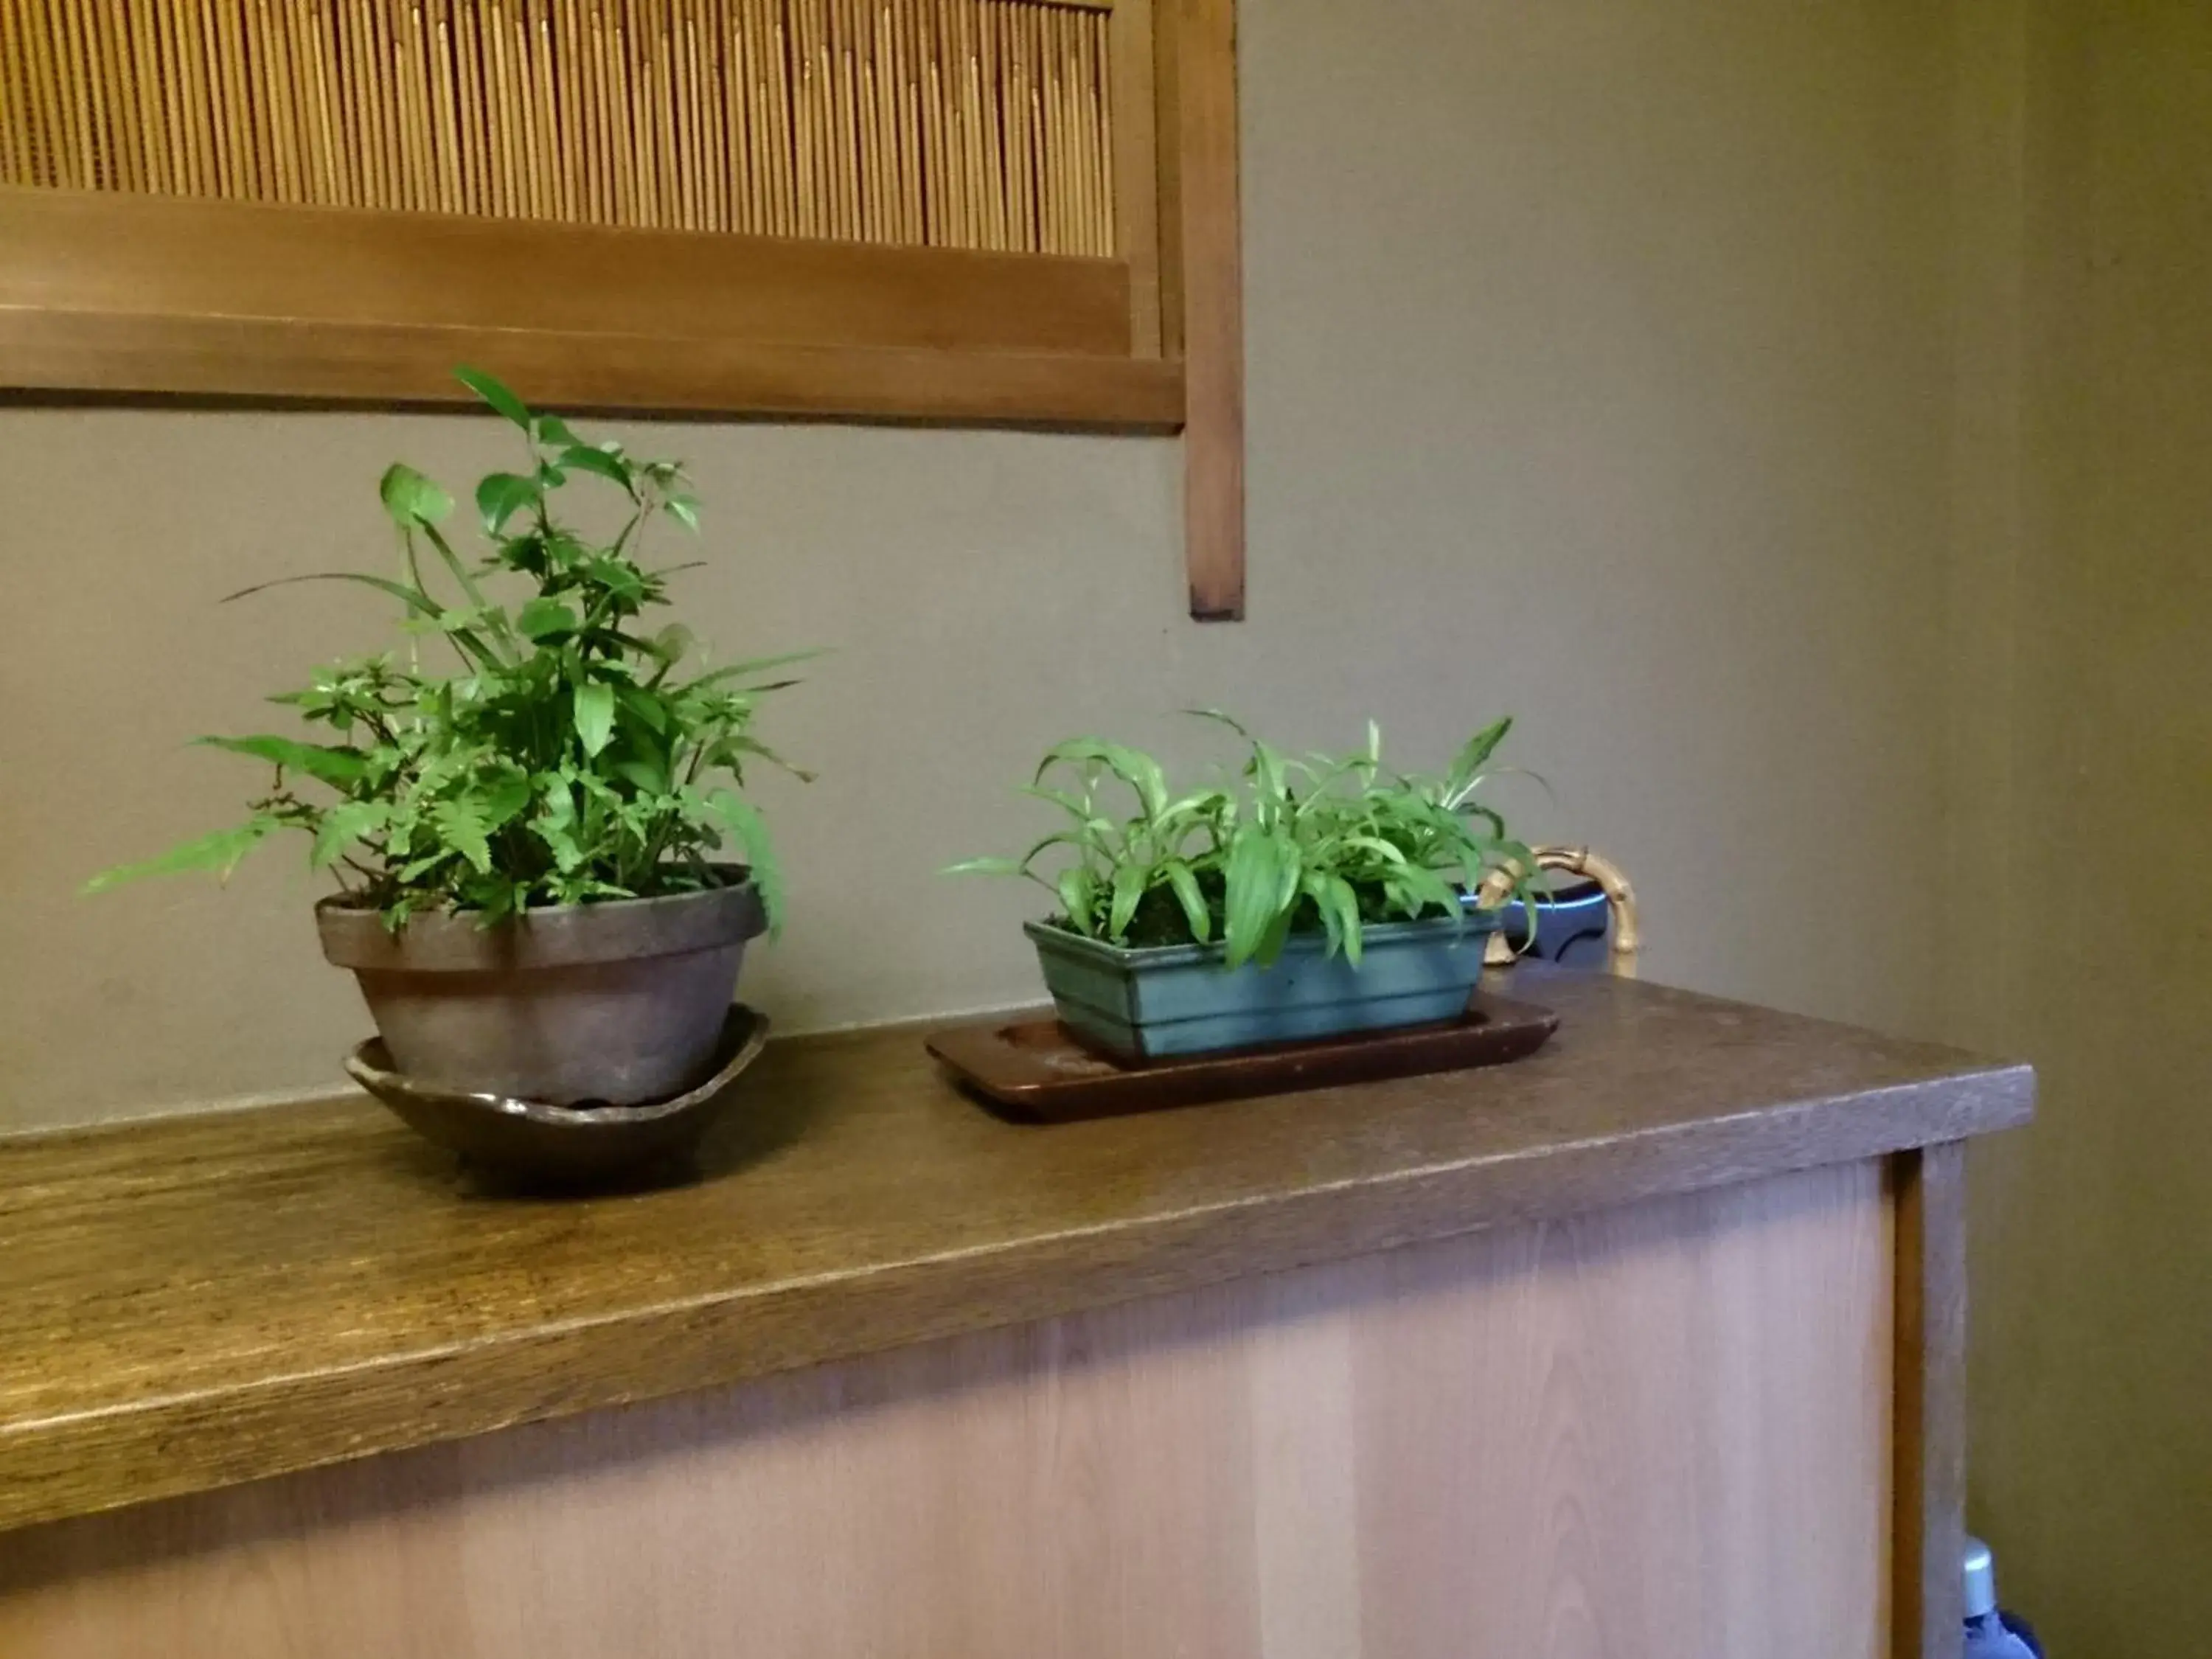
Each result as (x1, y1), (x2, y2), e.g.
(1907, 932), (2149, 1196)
(1025, 911), (1501, 1062)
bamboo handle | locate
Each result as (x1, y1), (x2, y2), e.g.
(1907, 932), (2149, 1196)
(1475, 846), (1642, 978)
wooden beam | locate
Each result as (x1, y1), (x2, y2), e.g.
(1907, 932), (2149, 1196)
(1157, 0), (1244, 621)
(0, 307), (1186, 431)
(0, 186), (1135, 358)
(1891, 1141), (1968, 1659)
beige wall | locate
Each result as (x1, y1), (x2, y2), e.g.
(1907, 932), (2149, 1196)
(1965, 0), (2212, 1646)
(8, 1), (2207, 1643)
(0, 0), (1959, 1127)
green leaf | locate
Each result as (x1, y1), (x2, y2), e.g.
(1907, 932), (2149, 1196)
(534, 779), (585, 873)
(515, 597), (580, 641)
(476, 768), (534, 832)
(648, 624), (695, 667)
(1107, 863), (1148, 941)
(678, 649), (827, 693)
(1164, 858), (1211, 944)
(616, 683), (670, 733)
(476, 472), (541, 535)
(83, 818), (279, 893)
(1341, 834), (1410, 866)
(432, 798), (495, 874)
(223, 569), (441, 622)
(1222, 827), (1286, 969)
(1393, 862), (1463, 919)
(1323, 874), (1364, 966)
(195, 734), (366, 787)
(378, 463), (453, 527)
(557, 444), (636, 498)
(533, 412), (581, 450)
(664, 495), (700, 533)
(703, 788), (785, 935)
(415, 524), (503, 642)
(454, 366), (534, 430)
(1040, 739), (1167, 818)
(1444, 717), (1513, 800)
(573, 681), (616, 757)
(1304, 871), (1346, 959)
(1251, 902), (1298, 967)
(312, 800), (393, 869)
(1055, 866), (1098, 936)
(943, 856), (1026, 877)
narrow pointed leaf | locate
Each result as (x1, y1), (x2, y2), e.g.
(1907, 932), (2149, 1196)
(83, 819), (279, 893)
(1164, 858), (1211, 944)
(195, 735), (366, 787)
(454, 366), (534, 430)
(1108, 863), (1148, 941)
(943, 856), (1026, 877)
(1056, 867), (1097, 936)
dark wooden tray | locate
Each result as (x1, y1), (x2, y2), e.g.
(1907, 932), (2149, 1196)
(927, 992), (1560, 1123)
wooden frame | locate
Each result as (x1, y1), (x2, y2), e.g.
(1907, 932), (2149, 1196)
(0, 185), (1179, 426)
(0, 0), (1248, 619)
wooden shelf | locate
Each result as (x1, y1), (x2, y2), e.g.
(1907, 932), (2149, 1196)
(0, 969), (2031, 1536)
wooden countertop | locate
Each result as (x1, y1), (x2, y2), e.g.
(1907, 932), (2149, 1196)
(0, 970), (2031, 1534)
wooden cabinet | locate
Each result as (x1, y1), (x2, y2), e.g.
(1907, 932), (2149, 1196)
(0, 970), (2028, 1657)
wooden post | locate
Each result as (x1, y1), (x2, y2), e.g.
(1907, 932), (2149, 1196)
(1891, 1141), (1968, 1658)
(1157, 0), (1243, 621)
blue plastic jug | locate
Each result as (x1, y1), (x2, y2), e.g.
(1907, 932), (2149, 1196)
(1964, 1537), (2043, 1659)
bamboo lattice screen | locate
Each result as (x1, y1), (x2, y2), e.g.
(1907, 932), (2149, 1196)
(0, 0), (1242, 617)
(0, 0), (1115, 254)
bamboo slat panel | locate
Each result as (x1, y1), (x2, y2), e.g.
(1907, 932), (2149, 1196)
(0, 0), (1115, 254)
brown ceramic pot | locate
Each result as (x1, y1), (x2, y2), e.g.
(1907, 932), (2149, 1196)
(316, 870), (766, 1107)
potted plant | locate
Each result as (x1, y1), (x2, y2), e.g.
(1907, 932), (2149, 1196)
(90, 369), (810, 1109)
(950, 713), (1540, 1060)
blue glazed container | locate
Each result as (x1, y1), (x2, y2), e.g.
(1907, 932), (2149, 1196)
(1024, 911), (1503, 1062)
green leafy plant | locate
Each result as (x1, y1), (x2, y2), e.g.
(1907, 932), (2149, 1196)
(88, 368), (811, 931)
(950, 713), (1540, 968)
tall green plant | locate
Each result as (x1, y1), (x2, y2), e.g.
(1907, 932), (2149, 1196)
(950, 714), (1540, 968)
(89, 369), (811, 931)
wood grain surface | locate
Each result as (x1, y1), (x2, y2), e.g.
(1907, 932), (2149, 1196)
(0, 968), (2031, 1534)
(1891, 1140), (1968, 1658)
(0, 1159), (1891, 1659)
(0, 184), (1133, 354)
